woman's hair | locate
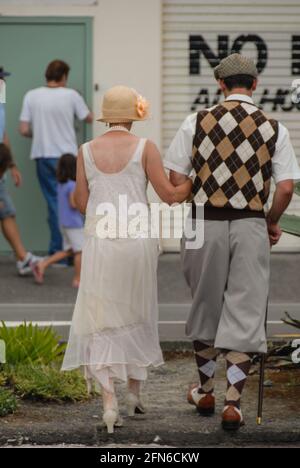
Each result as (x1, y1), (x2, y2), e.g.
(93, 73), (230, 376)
(45, 60), (70, 82)
(57, 154), (77, 183)
(0, 143), (13, 176)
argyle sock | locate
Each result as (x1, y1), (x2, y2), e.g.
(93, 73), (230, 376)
(225, 351), (252, 409)
(194, 341), (220, 395)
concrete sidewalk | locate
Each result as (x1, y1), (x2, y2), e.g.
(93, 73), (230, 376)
(1, 355), (300, 447)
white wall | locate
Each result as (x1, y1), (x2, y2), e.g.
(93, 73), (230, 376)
(0, 0), (163, 146)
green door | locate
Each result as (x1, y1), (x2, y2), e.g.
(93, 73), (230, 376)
(0, 17), (92, 252)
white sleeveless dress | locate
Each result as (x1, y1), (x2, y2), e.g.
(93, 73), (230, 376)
(62, 137), (164, 392)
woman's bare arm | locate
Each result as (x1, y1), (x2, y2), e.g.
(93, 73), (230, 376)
(74, 146), (89, 214)
(145, 141), (192, 205)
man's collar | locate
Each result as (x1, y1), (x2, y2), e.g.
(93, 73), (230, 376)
(225, 94), (254, 104)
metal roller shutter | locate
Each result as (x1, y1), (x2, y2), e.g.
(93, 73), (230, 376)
(162, 0), (300, 251)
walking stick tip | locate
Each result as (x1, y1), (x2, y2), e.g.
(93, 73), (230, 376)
(257, 417), (262, 426)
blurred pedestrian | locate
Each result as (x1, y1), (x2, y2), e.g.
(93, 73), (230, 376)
(19, 60), (93, 256)
(0, 66), (41, 275)
(32, 154), (84, 287)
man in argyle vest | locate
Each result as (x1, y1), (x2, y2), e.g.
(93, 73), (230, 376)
(165, 54), (300, 431)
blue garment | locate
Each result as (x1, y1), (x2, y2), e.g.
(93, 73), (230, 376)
(36, 158), (63, 255)
(0, 103), (5, 143)
(57, 180), (84, 229)
(0, 178), (16, 220)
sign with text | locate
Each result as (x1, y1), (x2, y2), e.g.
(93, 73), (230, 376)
(189, 34), (300, 113)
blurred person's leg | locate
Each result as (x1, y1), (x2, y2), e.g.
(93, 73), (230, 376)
(1, 216), (27, 261)
(73, 252), (82, 288)
(0, 180), (41, 275)
(32, 250), (72, 284)
(36, 158), (62, 255)
(1, 216), (40, 275)
(0, 177), (26, 260)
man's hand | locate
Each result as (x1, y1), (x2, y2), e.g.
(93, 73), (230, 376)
(266, 180), (294, 246)
(10, 166), (22, 187)
(267, 219), (282, 246)
(19, 121), (32, 138)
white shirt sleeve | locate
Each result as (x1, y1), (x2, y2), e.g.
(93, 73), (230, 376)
(164, 114), (197, 176)
(72, 90), (90, 121)
(272, 123), (300, 183)
(19, 92), (32, 123)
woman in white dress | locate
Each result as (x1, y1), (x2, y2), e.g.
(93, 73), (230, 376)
(62, 86), (192, 433)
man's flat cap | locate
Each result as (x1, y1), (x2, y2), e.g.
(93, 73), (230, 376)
(214, 53), (258, 80)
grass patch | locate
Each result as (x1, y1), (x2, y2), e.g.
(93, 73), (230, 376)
(0, 387), (17, 417)
(0, 322), (66, 366)
(0, 323), (90, 406)
(3, 364), (90, 403)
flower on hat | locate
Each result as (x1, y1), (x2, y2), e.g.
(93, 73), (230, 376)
(136, 95), (149, 119)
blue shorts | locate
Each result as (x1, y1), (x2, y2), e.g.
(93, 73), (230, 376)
(0, 178), (16, 220)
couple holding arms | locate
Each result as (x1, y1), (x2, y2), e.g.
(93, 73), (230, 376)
(57, 53), (299, 434)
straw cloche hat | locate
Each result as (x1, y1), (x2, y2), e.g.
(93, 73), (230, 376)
(98, 85), (150, 123)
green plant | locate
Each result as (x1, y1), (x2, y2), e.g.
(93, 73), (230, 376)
(280, 182), (300, 237)
(0, 322), (66, 366)
(4, 364), (89, 402)
(0, 387), (17, 417)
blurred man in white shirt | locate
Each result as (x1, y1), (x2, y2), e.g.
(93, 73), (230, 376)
(19, 60), (93, 256)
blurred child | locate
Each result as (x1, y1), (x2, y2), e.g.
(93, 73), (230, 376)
(0, 142), (41, 275)
(32, 154), (84, 287)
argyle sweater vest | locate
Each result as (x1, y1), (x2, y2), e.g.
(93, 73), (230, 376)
(192, 100), (279, 220)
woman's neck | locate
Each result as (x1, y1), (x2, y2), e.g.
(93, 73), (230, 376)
(109, 123), (132, 131)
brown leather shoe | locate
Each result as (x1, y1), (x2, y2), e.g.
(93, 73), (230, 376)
(222, 405), (245, 431)
(187, 384), (215, 417)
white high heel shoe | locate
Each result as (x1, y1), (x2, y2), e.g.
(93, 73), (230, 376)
(103, 408), (122, 434)
(126, 393), (146, 417)
(101, 380), (123, 434)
